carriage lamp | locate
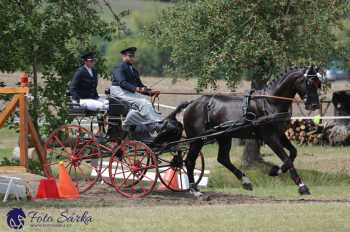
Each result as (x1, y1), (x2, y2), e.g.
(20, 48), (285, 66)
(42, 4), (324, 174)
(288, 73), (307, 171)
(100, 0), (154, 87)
(20, 73), (29, 87)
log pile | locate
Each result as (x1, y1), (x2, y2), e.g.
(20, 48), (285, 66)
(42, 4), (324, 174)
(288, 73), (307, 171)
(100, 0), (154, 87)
(285, 119), (326, 145)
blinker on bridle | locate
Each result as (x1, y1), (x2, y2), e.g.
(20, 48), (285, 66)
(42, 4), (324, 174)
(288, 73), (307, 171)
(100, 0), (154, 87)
(304, 68), (322, 89)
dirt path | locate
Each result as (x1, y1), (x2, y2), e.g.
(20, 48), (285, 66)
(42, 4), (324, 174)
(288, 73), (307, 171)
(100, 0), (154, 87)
(75, 184), (350, 208)
(2, 174), (350, 207)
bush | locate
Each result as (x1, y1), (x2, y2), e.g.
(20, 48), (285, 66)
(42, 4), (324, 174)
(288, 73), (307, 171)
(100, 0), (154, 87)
(105, 8), (171, 77)
(105, 36), (170, 76)
(0, 157), (44, 176)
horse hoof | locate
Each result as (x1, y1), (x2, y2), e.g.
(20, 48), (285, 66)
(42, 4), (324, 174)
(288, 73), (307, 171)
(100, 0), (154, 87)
(269, 165), (280, 176)
(298, 185), (311, 195)
(241, 176), (253, 191)
(189, 187), (203, 198)
(242, 183), (253, 191)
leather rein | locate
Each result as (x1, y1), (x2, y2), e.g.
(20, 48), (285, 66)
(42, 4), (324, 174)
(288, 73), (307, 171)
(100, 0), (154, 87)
(152, 92), (301, 103)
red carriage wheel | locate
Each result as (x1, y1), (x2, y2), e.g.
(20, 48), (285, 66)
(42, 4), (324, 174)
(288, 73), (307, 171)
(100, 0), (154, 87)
(157, 145), (205, 192)
(44, 125), (102, 193)
(98, 140), (122, 187)
(109, 140), (158, 198)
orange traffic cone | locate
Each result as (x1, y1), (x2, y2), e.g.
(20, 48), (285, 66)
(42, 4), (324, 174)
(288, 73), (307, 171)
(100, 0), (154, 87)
(158, 168), (179, 191)
(57, 161), (80, 199)
(35, 177), (60, 199)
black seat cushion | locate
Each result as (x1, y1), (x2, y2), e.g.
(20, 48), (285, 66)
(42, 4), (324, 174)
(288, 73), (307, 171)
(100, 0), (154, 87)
(108, 97), (129, 117)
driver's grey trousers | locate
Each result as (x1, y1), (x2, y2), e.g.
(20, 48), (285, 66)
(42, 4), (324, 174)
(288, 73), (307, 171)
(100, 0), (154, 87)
(110, 86), (162, 126)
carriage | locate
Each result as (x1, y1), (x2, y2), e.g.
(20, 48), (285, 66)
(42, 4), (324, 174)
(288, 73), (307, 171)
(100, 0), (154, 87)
(42, 87), (293, 199)
(43, 66), (323, 198)
(43, 89), (206, 198)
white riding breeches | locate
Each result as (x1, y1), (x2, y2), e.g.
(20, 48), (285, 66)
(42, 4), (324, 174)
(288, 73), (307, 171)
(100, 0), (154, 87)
(79, 97), (109, 111)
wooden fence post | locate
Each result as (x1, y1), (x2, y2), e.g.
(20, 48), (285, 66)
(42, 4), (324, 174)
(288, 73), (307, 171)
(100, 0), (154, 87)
(18, 94), (28, 168)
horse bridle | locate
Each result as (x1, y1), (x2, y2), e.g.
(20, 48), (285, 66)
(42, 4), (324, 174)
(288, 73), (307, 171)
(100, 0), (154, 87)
(304, 67), (322, 89)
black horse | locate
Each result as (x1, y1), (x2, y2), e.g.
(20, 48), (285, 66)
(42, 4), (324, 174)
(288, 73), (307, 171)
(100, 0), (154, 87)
(182, 66), (322, 196)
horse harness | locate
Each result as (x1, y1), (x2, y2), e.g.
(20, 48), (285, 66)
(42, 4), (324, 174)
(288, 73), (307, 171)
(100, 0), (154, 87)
(205, 90), (291, 135)
(242, 89), (257, 121)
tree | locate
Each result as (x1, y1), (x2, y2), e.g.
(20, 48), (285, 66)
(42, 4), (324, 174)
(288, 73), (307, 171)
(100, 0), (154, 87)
(0, 0), (123, 136)
(150, 0), (350, 165)
(105, 10), (171, 76)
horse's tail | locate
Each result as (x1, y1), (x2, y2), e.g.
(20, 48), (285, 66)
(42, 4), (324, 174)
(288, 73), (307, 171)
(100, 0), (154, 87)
(166, 101), (193, 120)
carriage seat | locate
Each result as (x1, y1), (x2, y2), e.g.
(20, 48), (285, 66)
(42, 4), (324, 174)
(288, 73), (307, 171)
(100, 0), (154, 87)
(104, 88), (130, 117)
(108, 97), (130, 117)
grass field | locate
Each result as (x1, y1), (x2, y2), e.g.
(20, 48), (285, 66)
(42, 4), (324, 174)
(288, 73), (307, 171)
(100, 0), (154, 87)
(1, 122), (350, 231)
(0, 128), (17, 161)
(0, 203), (349, 232)
(1, 1), (350, 230)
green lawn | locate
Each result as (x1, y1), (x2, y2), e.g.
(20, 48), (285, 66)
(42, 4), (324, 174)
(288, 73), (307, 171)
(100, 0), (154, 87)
(202, 142), (350, 195)
(1, 130), (350, 231)
(0, 203), (349, 232)
(208, 185), (350, 201)
(0, 128), (17, 160)
(0, 148), (12, 161)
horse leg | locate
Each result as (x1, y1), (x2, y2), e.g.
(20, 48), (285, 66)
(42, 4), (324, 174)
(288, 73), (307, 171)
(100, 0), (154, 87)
(186, 142), (203, 196)
(269, 133), (297, 176)
(217, 137), (253, 191)
(263, 135), (310, 195)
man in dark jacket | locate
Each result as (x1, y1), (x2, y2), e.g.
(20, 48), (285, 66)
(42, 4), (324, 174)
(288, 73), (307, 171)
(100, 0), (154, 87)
(110, 47), (162, 127)
(70, 52), (108, 111)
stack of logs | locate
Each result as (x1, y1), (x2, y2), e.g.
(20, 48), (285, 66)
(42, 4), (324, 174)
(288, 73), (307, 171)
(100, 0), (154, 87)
(285, 119), (326, 145)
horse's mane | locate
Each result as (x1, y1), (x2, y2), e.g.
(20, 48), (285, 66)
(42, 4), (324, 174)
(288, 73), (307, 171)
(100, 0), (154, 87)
(264, 67), (306, 91)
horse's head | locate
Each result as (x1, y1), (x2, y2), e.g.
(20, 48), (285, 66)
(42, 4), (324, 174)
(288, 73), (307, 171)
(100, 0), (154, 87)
(295, 66), (322, 111)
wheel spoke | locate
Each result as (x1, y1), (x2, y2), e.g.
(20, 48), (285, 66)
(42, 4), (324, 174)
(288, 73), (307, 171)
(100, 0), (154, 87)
(158, 166), (171, 173)
(47, 148), (70, 160)
(169, 169), (176, 184)
(138, 177), (147, 193)
(48, 160), (63, 167)
(136, 149), (148, 164)
(133, 143), (137, 163)
(53, 136), (71, 156)
(120, 172), (133, 187)
(131, 173), (136, 193)
(181, 167), (188, 176)
(178, 169), (183, 190)
(45, 125), (99, 193)
(112, 159), (119, 178)
(120, 160), (127, 181)
(141, 173), (153, 182)
(157, 148), (204, 192)
(72, 128), (84, 154)
(109, 140), (157, 198)
(68, 163), (73, 175)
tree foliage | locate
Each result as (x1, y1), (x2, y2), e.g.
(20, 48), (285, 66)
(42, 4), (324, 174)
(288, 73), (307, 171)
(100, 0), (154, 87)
(105, 11), (171, 76)
(150, 0), (350, 90)
(0, 0), (120, 135)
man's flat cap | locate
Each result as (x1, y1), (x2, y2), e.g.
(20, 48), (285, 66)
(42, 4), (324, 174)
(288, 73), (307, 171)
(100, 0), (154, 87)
(120, 47), (137, 55)
(81, 52), (95, 61)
